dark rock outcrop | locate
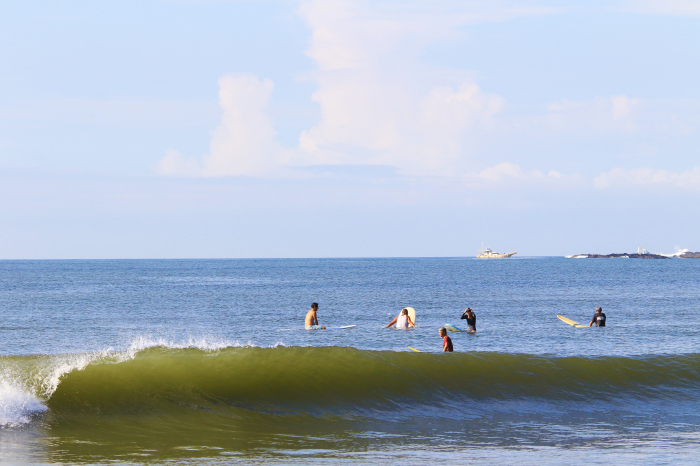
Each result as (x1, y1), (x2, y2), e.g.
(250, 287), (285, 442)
(576, 253), (669, 259)
(680, 251), (700, 259)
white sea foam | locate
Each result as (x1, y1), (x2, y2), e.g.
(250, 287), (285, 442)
(123, 336), (259, 355)
(0, 381), (47, 427)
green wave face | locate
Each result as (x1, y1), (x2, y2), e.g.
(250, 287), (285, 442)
(43, 347), (700, 417)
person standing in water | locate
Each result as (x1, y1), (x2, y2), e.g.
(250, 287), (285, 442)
(439, 327), (453, 352)
(305, 303), (326, 329)
(385, 308), (416, 329)
(589, 306), (606, 327)
(460, 307), (476, 333)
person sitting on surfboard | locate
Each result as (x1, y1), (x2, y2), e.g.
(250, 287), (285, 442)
(385, 308), (416, 329)
(460, 308), (476, 333)
(589, 307), (606, 327)
(305, 303), (326, 330)
(439, 328), (453, 352)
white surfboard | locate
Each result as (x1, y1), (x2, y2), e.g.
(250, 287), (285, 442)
(444, 324), (463, 333)
(404, 307), (416, 325)
(278, 324), (356, 331)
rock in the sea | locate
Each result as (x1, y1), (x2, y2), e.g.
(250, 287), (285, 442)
(577, 253), (669, 259)
(680, 251), (700, 259)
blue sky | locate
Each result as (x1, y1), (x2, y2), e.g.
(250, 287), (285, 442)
(1, 0), (699, 258)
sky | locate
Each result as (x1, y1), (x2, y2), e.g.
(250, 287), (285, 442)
(1, 0), (699, 259)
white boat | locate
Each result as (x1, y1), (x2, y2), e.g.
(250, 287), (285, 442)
(477, 243), (517, 259)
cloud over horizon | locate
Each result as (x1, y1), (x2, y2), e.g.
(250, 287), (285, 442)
(156, 0), (556, 180)
(156, 0), (688, 195)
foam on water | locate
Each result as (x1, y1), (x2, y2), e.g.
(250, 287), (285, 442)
(0, 349), (118, 426)
(0, 381), (47, 427)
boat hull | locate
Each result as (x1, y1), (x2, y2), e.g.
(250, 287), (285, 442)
(477, 252), (517, 259)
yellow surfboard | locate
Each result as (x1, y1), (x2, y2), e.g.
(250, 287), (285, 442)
(408, 347), (422, 352)
(557, 315), (587, 328)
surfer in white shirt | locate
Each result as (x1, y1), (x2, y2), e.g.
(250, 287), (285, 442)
(385, 308), (416, 329)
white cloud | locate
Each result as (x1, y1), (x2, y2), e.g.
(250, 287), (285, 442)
(162, 1), (642, 182)
(594, 167), (700, 190)
(468, 162), (582, 187)
(201, 75), (293, 177)
(158, 75), (295, 178)
(157, 0), (552, 179)
(297, 0), (514, 175)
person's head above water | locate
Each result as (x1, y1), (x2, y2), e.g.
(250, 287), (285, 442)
(401, 308), (408, 316)
(466, 307), (473, 313)
(596, 306), (603, 313)
(439, 327), (446, 336)
(312, 303), (318, 310)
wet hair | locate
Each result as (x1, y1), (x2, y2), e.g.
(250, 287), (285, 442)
(439, 327), (446, 334)
(312, 303), (318, 309)
(401, 308), (408, 315)
(596, 306), (602, 312)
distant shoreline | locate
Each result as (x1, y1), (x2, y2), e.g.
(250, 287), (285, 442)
(567, 251), (700, 259)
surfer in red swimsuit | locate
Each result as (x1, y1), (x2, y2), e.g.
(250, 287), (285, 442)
(439, 327), (453, 352)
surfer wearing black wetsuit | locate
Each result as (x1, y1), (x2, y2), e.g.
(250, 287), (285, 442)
(589, 307), (606, 327)
(460, 308), (476, 333)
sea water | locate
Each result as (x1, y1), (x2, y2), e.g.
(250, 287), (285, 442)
(0, 257), (698, 465)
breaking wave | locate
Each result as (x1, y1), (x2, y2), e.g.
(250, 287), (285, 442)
(2, 343), (700, 426)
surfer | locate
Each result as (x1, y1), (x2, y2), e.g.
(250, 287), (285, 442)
(385, 308), (416, 329)
(439, 327), (453, 352)
(460, 307), (476, 333)
(589, 307), (607, 327)
(305, 303), (326, 330)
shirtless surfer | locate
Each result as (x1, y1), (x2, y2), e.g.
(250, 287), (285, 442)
(305, 303), (326, 329)
(385, 308), (416, 329)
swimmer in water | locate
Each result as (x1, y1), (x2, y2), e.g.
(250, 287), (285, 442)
(385, 308), (416, 329)
(305, 303), (326, 329)
(439, 327), (453, 352)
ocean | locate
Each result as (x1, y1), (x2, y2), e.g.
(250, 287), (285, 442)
(0, 257), (698, 465)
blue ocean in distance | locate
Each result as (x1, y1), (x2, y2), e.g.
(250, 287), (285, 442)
(0, 257), (699, 465)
